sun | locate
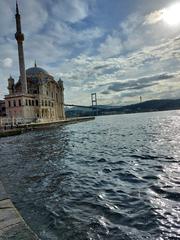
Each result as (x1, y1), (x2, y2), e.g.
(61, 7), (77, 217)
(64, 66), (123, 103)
(163, 3), (180, 25)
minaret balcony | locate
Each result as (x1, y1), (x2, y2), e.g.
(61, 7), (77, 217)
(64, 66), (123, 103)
(15, 33), (24, 42)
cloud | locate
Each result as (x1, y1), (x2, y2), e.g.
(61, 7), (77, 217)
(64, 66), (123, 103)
(57, 37), (180, 105)
(98, 35), (123, 58)
(144, 9), (165, 25)
(0, 0), (49, 36)
(1, 0), (180, 106)
(93, 64), (110, 70)
(58, 32), (180, 105)
(144, 3), (180, 26)
(101, 90), (110, 95)
(0, 0), (14, 36)
(107, 73), (175, 92)
(2, 58), (13, 68)
(97, 14), (150, 58)
(47, 22), (103, 46)
(61, 35), (180, 84)
(51, 0), (94, 23)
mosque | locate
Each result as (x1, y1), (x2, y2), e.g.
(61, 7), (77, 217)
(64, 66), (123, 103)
(4, 3), (65, 123)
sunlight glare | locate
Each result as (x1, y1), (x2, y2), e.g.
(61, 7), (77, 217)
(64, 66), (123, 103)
(163, 3), (180, 25)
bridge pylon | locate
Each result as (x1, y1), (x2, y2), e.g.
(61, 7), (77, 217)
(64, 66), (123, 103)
(91, 93), (98, 116)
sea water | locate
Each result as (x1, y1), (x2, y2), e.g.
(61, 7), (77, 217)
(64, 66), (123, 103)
(0, 111), (180, 240)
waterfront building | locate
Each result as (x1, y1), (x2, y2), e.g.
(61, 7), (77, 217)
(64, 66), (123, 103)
(4, 3), (65, 123)
(0, 100), (6, 117)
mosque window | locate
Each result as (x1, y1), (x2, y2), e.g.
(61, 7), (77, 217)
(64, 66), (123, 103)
(52, 92), (53, 98)
(26, 99), (28, 106)
(42, 100), (44, 106)
(13, 100), (16, 107)
(29, 100), (31, 106)
(19, 99), (21, 106)
(32, 100), (34, 106)
(36, 100), (38, 106)
(45, 100), (47, 106)
(46, 91), (48, 96)
(52, 102), (54, 107)
(8, 101), (11, 107)
(48, 101), (50, 106)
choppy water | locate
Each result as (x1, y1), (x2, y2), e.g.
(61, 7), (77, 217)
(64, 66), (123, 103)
(0, 111), (180, 240)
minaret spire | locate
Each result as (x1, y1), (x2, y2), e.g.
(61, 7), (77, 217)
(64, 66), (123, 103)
(34, 60), (37, 68)
(16, 1), (19, 15)
(15, 1), (27, 93)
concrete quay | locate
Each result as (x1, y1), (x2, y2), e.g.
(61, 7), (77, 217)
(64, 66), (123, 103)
(25, 116), (95, 129)
(0, 116), (95, 137)
(0, 181), (39, 240)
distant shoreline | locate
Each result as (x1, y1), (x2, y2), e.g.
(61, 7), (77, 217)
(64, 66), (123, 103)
(65, 99), (180, 117)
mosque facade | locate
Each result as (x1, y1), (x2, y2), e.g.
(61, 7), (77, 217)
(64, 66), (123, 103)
(4, 3), (65, 123)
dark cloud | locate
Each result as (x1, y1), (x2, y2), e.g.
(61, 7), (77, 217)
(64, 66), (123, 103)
(101, 90), (110, 95)
(107, 73), (175, 92)
(93, 64), (110, 70)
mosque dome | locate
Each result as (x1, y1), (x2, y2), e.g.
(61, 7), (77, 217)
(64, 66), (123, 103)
(26, 67), (48, 76)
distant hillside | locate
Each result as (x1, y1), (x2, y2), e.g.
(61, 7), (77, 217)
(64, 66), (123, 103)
(65, 99), (180, 117)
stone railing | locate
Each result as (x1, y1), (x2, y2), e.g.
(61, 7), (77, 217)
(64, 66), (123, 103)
(0, 117), (35, 128)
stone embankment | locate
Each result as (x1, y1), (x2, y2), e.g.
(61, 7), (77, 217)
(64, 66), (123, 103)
(0, 181), (39, 239)
(0, 116), (95, 138)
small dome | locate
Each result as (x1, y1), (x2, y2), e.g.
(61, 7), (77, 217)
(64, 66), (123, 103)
(8, 75), (14, 81)
(26, 67), (48, 76)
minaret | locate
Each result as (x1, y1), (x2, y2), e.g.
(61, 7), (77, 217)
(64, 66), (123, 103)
(15, 1), (27, 93)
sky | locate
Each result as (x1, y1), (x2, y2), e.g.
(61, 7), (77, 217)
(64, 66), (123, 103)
(1, 0), (180, 106)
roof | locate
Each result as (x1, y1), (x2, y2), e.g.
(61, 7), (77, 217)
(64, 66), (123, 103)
(26, 67), (49, 76)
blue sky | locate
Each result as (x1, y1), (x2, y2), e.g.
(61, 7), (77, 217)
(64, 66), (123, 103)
(1, 0), (180, 105)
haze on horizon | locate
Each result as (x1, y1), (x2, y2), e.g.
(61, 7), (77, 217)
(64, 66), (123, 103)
(1, 0), (180, 106)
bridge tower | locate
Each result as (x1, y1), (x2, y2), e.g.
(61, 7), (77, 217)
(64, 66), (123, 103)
(91, 93), (98, 115)
(140, 96), (142, 103)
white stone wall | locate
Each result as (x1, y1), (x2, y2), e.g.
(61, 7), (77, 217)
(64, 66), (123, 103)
(5, 77), (65, 123)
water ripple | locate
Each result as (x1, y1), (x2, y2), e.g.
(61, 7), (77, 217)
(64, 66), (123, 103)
(0, 111), (180, 239)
